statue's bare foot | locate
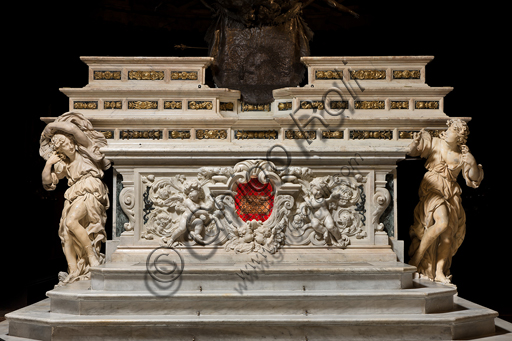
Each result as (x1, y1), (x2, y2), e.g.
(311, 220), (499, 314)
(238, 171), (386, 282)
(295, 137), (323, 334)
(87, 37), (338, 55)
(435, 273), (454, 285)
(190, 232), (204, 243)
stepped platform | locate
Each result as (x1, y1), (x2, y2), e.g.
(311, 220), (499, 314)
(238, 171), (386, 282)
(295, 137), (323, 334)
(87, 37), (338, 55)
(4, 261), (509, 340)
(4, 280), (506, 341)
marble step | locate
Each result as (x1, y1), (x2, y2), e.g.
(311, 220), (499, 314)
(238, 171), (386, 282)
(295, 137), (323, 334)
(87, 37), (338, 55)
(47, 279), (456, 316)
(6, 296), (499, 341)
(91, 261), (416, 292)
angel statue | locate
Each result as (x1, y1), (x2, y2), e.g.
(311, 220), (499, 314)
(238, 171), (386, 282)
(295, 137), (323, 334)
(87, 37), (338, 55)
(159, 179), (216, 247)
(408, 119), (484, 285)
(39, 112), (111, 286)
(302, 177), (346, 246)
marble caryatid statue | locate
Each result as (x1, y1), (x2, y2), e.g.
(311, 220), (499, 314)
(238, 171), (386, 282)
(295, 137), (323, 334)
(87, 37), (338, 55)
(40, 112), (111, 286)
(408, 119), (484, 285)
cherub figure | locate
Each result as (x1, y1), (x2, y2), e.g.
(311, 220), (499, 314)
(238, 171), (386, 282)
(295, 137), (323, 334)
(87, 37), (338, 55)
(161, 180), (215, 246)
(408, 119), (483, 284)
(39, 112), (110, 286)
(303, 177), (343, 245)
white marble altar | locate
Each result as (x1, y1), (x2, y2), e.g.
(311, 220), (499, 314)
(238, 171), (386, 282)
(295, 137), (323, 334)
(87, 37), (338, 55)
(5, 55), (509, 340)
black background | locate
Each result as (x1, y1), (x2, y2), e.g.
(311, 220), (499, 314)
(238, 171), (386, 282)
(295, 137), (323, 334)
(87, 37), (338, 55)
(3, 0), (510, 323)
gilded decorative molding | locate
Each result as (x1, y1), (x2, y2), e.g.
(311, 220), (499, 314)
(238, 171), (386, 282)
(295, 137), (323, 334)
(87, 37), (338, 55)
(278, 102), (292, 111)
(354, 101), (385, 109)
(220, 102), (234, 111)
(171, 71), (198, 80)
(104, 101), (122, 109)
(196, 129), (227, 139)
(188, 101), (213, 110)
(300, 101), (324, 110)
(390, 101), (409, 109)
(164, 101), (182, 109)
(330, 101), (348, 109)
(399, 130), (445, 139)
(93, 71), (121, 80)
(351, 130), (392, 140)
(99, 130), (114, 139)
(285, 130), (316, 140)
(241, 102), (271, 112)
(350, 70), (386, 80)
(128, 101), (158, 110)
(120, 130), (162, 140)
(235, 130), (278, 140)
(415, 101), (439, 109)
(128, 70), (164, 80)
(393, 70), (421, 79)
(322, 130), (344, 139)
(315, 70), (343, 79)
(73, 101), (98, 110)
(169, 130), (191, 139)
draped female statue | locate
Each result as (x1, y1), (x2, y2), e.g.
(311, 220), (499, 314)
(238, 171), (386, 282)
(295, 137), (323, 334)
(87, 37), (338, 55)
(40, 112), (110, 286)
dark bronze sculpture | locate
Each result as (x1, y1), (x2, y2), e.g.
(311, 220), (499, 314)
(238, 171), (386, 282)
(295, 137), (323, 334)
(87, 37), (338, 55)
(201, 0), (359, 104)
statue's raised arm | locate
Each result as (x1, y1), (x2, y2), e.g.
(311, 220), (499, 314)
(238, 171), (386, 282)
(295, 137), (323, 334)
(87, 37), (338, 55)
(39, 112), (111, 286)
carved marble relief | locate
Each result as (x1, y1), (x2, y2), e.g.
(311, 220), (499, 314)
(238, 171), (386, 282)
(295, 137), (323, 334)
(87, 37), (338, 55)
(138, 160), (369, 253)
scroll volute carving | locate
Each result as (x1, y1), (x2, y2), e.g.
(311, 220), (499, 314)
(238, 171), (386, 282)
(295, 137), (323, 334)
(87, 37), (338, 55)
(372, 187), (391, 231)
(119, 187), (135, 232)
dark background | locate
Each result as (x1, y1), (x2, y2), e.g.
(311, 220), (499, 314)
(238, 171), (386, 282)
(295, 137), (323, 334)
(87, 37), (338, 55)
(3, 0), (509, 323)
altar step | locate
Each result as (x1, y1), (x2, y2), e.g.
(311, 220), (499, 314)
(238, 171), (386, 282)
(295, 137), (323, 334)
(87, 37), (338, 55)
(47, 280), (456, 316)
(5, 294), (503, 341)
(90, 261), (416, 292)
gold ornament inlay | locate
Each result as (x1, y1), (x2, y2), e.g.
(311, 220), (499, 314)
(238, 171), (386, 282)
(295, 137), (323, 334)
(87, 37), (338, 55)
(415, 101), (439, 109)
(73, 101), (97, 110)
(390, 101), (409, 109)
(399, 130), (444, 139)
(315, 70), (343, 79)
(278, 102), (292, 111)
(120, 130), (162, 140)
(128, 70), (164, 80)
(94, 71), (121, 80)
(393, 70), (421, 79)
(235, 130), (278, 140)
(171, 71), (198, 80)
(128, 101), (158, 110)
(300, 101), (324, 110)
(354, 101), (385, 109)
(196, 129), (227, 139)
(285, 130), (316, 140)
(322, 131), (344, 139)
(241, 103), (271, 112)
(164, 101), (182, 109)
(220, 102), (234, 111)
(169, 131), (191, 139)
(104, 101), (122, 109)
(99, 131), (114, 139)
(188, 101), (213, 110)
(350, 70), (386, 80)
(330, 101), (349, 109)
(351, 130), (392, 140)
